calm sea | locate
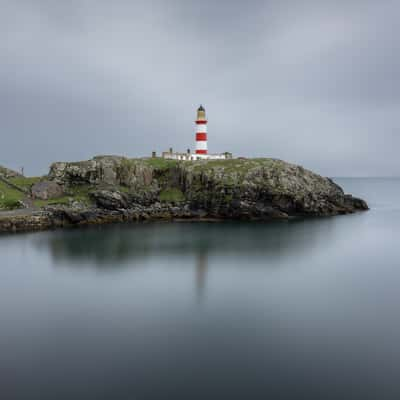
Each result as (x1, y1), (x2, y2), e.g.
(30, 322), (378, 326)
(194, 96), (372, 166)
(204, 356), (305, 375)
(1, 178), (400, 400)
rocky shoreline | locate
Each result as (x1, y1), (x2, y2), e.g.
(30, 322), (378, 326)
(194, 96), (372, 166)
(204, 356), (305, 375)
(0, 205), (210, 233)
(0, 198), (367, 234)
(0, 156), (369, 233)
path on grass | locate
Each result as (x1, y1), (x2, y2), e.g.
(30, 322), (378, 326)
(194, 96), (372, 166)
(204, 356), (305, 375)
(0, 177), (39, 217)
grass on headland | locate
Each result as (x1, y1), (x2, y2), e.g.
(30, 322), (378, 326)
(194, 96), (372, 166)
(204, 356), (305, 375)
(1, 177), (112, 210)
(0, 181), (25, 210)
(9, 176), (43, 191)
(143, 157), (178, 171)
(187, 158), (287, 178)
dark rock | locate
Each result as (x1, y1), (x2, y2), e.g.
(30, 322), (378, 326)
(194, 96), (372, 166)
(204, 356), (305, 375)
(176, 159), (368, 218)
(31, 180), (64, 200)
(128, 186), (159, 206)
(90, 190), (129, 210)
(344, 195), (369, 211)
(49, 156), (154, 187)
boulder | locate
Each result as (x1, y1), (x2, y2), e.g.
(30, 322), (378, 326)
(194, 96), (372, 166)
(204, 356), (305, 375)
(90, 190), (129, 210)
(31, 180), (64, 200)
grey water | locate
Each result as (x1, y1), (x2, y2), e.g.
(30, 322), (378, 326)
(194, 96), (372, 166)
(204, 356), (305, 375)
(1, 178), (400, 400)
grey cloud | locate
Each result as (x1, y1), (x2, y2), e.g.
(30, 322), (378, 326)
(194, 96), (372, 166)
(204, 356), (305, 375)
(0, 0), (399, 176)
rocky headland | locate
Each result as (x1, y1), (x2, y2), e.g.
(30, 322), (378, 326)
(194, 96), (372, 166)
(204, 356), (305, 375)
(0, 156), (368, 233)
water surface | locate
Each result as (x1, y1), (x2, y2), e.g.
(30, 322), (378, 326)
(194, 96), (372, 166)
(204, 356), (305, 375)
(1, 178), (400, 399)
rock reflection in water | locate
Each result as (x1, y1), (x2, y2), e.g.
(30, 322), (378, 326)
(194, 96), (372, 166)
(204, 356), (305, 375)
(34, 219), (337, 268)
(30, 218), (340, 302)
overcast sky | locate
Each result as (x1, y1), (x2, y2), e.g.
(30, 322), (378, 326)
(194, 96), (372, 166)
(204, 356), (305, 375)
(1, 0), (399, 176)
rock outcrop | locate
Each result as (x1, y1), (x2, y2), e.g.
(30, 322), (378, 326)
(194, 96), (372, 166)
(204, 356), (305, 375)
(0, 165), (22, 179)
(174, 159), (368, 218)
(90, 190), (129, 210)
(31, 180), (64, 200)
(0, 156), (368, 233)
(49, 156), (368, 218)
(49, 156), (153, 188)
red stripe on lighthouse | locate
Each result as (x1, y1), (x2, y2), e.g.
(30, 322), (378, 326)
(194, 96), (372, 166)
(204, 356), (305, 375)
(196, 150), (208, 154)
(196, 133), (207, 141)
(195, 120), (208, 124)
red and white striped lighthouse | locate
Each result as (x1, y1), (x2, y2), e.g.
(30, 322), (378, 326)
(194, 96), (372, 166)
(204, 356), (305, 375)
(195, 105), (208, 154)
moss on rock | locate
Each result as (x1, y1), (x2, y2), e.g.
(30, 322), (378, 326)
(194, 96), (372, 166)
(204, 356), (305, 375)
(159, 188), (185, 203)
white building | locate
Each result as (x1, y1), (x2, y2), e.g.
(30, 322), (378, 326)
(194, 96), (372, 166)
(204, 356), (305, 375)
(162, 150), (231, 161)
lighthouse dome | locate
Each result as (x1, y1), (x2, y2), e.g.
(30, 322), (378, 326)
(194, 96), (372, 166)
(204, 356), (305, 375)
(197, 105), (206, 121)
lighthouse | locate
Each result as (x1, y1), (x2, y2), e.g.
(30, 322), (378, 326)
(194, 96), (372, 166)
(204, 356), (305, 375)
(160, 105), (232, 160)
(195, 105), (208, 155)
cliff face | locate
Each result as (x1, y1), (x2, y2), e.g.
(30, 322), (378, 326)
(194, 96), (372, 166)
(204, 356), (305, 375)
(50, 156), (153, 187)
(176, 159), (364, 217)
(48, 156), (368, 219)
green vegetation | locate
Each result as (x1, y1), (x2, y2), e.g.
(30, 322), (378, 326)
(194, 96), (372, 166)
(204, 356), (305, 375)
(0, 175), (44, 210)
(34, 197), (71, 208)
(120, 158), (139, 169)
(190, 158), (278, 172)
(118, 185), (131, 194)
(34, 184), (93, 208)
(185, 158), (288, 185)
(68, 185), (92, 202)
(159, 188), (185, 203)
(143, 157), (178, 171)
(224, 194), (233, 203)
(0, 180), (24, 210)
(1, 198), (22, 210)
(9, 176), (42, 191)
(1, 157), (292, 211)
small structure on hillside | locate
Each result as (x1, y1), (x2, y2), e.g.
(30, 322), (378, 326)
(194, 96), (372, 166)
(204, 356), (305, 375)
(161, 105), (232, 161)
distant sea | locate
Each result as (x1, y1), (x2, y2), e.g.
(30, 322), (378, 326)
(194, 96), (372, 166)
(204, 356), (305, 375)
(1, 178), (400, 400)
